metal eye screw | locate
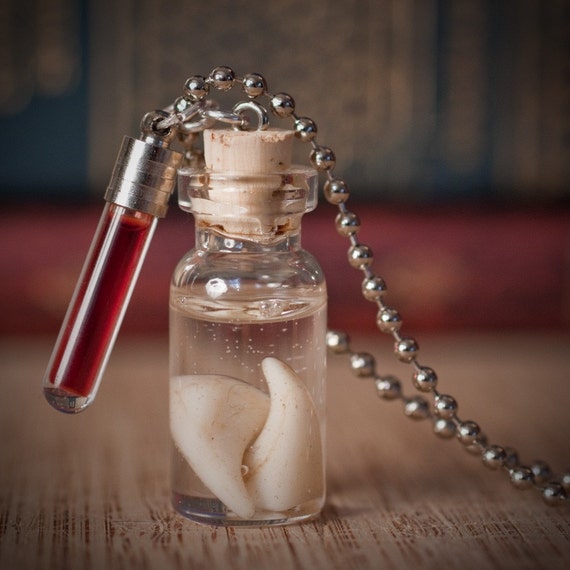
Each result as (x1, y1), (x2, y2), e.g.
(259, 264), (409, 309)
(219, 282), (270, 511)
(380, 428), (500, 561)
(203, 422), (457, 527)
(232, 101), (269, 131)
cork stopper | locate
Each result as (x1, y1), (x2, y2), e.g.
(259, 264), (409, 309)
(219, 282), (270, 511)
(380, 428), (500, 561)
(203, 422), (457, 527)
(179, 128), (317, 240)
(204, 129), (294, 173)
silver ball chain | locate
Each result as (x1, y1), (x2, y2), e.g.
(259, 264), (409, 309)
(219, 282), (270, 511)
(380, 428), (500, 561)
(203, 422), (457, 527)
(157, 65), (569, 506)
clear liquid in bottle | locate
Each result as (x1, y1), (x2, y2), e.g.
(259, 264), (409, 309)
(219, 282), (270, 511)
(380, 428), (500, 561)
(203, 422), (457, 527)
(169, 292), (326, 526)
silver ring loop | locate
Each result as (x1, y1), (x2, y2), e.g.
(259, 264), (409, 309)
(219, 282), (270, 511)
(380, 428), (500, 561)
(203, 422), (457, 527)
(178, 116), (217, 133)
(176, 101), (219, 133)
(200, 108), (243, 126)
(232, 101), (269, 131)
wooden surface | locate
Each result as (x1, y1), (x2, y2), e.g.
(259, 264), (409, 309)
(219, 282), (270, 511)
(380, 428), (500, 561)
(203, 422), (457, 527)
(0, 332), (569, 569)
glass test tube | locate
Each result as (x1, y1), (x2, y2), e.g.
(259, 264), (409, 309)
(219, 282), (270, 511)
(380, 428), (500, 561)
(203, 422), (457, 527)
(43, 136), (182, 413)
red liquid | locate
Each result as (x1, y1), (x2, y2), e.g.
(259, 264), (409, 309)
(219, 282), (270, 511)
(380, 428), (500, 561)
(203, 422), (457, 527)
(45, 204), (155, 401)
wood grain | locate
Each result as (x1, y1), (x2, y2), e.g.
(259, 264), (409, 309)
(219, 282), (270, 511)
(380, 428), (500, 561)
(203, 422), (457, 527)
(1, 333), (568, 569)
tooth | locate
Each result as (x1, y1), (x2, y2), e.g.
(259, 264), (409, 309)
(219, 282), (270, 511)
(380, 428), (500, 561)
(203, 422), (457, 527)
(245, 357), (324, 512)
(170, 375), (269, 519)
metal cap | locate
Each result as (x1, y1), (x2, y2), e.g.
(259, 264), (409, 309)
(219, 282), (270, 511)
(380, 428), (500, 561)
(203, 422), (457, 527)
(105, 136), (183, 218)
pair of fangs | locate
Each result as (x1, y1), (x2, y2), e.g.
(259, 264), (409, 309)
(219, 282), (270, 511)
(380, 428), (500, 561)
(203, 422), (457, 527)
(170, 357), (324, 518)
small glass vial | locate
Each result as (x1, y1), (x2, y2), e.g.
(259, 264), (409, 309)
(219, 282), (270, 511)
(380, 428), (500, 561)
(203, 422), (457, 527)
(170, 128), (327, 526)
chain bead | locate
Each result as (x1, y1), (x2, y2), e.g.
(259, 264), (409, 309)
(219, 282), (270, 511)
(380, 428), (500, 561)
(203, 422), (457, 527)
(510, 466), (535, 489)
(209, 66), (235, 91)
(293, 116), (318, 142)
(433, 394), (458, 419)
(362, 276), (387, 301)
(562, 472), (570, 491)
(376, 307), (402, 334)
(310, 145), (336, 171)
(325, 330), (351, 354)
(456, 420), (481, 445)
(335, 211), (361, 236)
(404, 396), (430, 420)
(482, 445), (507, 469)
(269, 92), (295, 118)
(542, 482), (567, 505)
(531, 460), (553, 484)
(394, 337), (419, 363)
(348, 244), (373, 269)
(350, 352), (376, 377)
(242, 73), (267, 98)
(465, 433), (488, 454)
(375, 375), (402, 400)
(183, 75), (209, 101)
(412, 366), (438, 392)
(323, 177), (350, 204)
(433, 418), (456, 438)
(174, 96), (193, 113)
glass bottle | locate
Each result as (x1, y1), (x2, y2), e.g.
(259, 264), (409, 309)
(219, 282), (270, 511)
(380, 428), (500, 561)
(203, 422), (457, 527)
(170, 129), (327, 526)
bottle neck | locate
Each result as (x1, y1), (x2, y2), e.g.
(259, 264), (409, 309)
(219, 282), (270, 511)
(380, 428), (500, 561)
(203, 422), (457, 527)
(178, 166), (318, 248)
(195, 221), (303, 253)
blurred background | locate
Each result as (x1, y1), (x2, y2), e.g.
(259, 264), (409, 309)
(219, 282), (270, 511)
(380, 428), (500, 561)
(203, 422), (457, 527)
(1, 0), (569, 338)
